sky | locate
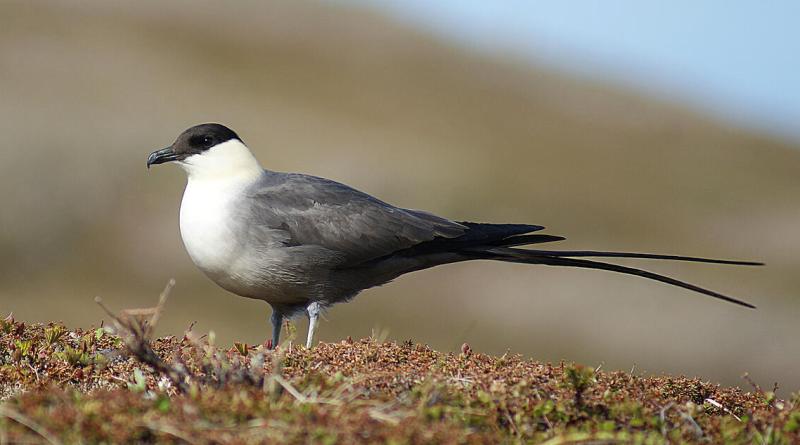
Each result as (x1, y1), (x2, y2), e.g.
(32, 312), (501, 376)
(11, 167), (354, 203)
(346, 1), (800, 142)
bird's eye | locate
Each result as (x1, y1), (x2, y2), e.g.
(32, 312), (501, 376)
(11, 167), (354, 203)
(188, 134), (214, 149)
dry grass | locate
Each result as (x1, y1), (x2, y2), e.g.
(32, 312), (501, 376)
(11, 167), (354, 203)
(1, 296), (798, 444)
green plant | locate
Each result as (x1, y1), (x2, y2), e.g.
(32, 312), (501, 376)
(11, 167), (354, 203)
(45, 325), (67, 346)
(234, 342), (249, 357)
(562, 364), (596, 408)
(0, 314), (15, 334)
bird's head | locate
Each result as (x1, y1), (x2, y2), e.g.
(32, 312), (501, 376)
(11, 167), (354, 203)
(147, 123), (262, 180)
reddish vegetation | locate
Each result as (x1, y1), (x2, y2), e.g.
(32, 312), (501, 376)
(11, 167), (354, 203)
(1, 315), (798, 444)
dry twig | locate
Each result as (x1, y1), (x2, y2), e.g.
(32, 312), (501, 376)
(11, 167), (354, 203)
(95, 280), (191, 393)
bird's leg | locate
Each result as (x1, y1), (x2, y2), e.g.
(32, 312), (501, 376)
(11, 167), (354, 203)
(269, 310), (283, 350)
(306, 301), (322, 349)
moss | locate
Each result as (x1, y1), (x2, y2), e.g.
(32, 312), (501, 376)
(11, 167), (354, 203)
(0, 320), (798, 444)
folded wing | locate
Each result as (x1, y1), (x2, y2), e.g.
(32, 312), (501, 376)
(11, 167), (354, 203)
(247, 172), (470, 265)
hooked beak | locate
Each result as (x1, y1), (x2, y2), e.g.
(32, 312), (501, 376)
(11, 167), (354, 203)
(147, 147), (178, 169)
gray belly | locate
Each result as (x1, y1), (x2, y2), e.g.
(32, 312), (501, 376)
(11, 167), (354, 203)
(200, 243), (347, 306)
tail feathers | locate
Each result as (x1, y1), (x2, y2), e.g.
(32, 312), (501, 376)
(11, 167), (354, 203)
(464, 223), (762, 266)
(475, 247), (756, 309)
(518, 249), (763, 266)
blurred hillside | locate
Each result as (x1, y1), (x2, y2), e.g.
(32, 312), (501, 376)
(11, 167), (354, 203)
(1, 1), (799, 392)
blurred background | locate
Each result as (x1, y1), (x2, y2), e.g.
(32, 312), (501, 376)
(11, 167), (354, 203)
(1, 1), (798, 394)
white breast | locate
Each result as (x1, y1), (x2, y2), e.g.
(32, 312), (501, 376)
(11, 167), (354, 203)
(179, 178), (246, 278)
(179, 175), (316, 304)
(177, 138), (265, 280)
(174, 139), (311, 302)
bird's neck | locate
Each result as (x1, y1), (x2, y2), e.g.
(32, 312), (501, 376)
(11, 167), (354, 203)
(180, 139), (264, 185)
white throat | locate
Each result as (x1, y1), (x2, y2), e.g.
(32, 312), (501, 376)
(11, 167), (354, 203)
(177, 139), (264, 278)
(178, 139), (264, 184)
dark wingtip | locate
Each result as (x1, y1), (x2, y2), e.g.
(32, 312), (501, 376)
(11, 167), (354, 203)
(494, 234), (566, 247)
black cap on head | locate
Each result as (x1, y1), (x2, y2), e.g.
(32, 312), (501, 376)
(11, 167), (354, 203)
(173, 123), (241, 156)
(148, 123), (242, 168)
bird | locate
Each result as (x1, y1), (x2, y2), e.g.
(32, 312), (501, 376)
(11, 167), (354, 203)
(147, 123), (760, 349)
